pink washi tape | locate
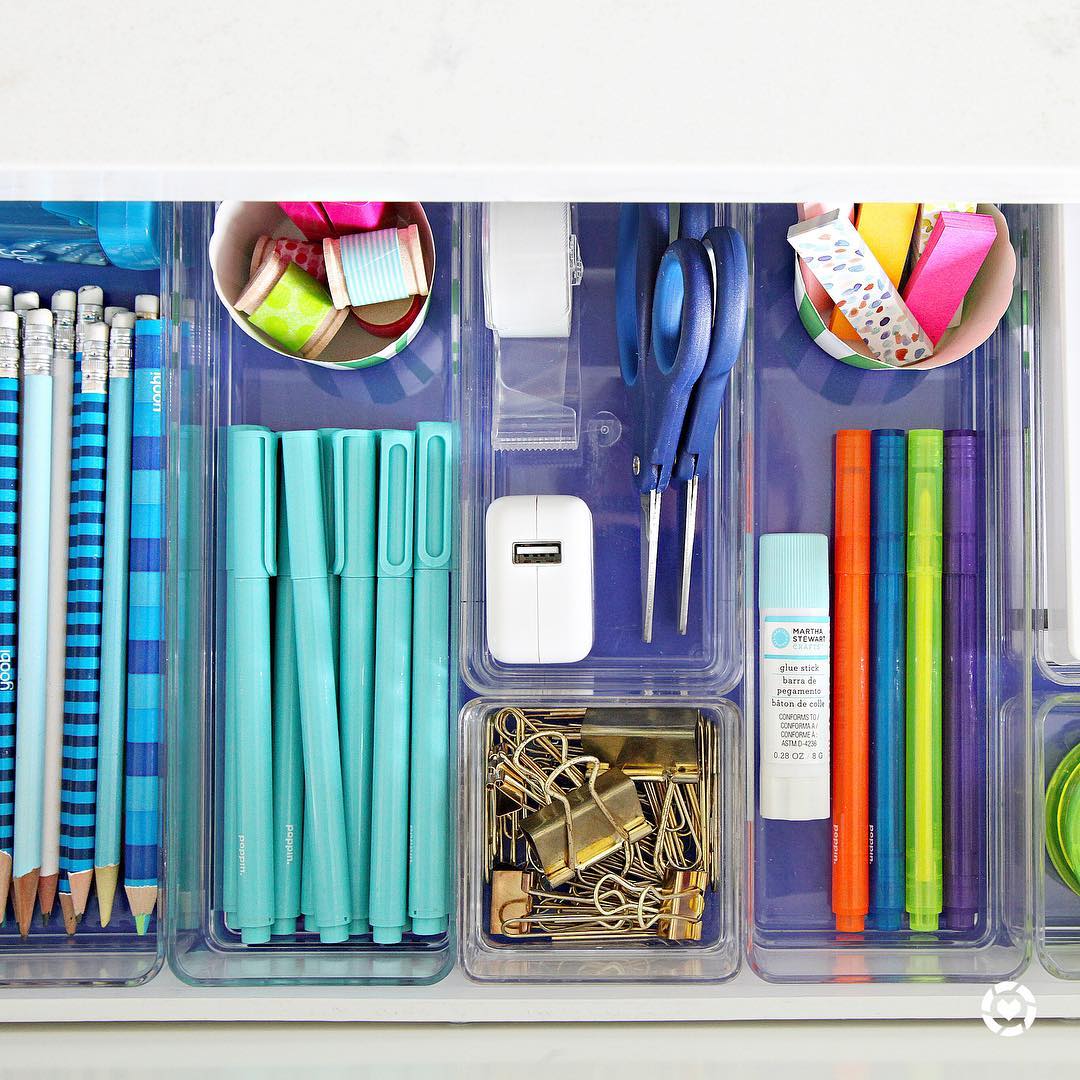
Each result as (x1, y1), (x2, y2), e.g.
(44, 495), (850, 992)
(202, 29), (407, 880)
(250, 235), (327, 283)
(322, 201), (389, 233)
(278, 201), (335, 240)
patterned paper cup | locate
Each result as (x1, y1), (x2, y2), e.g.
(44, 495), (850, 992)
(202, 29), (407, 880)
(794, 203), (1015, 371)
(210, 201), (435, 370)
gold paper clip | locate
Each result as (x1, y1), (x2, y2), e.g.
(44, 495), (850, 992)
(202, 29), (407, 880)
(581, 708), (700, 783)
(658, 869), (707, 941)
(521, 763), (652, 888)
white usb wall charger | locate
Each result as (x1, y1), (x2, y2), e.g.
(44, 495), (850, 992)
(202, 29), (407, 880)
(485, 495), (594, 664)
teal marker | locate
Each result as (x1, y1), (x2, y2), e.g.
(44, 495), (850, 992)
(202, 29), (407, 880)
(369, 430), (416, 945)
(280, 431), (350, 944)
(332, 430), (379, 937)
(270, 476), (303, 936)
(226, 426), (277, 944)
(408, 423), (454, 937)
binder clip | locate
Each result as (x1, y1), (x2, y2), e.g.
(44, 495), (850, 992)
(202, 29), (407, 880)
(581, 707), (700, 783)
(659, 870), (707, 941)
(521, 763), (652, 888)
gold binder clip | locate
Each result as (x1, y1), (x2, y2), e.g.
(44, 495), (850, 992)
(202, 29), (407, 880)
(490, 870), (536, 936)
(521, 762), (652, 888)
(658, 869), (707, 941)
(580, 708), (700, 783)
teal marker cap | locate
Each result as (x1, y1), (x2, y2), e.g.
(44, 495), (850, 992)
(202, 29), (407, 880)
(317, 429), (340, 574)
(332, 430), (378, 578)
(414, 422), (454, 572)
(225, 426), (277, 579)
(377, 430), (416, 580)
(279, 430), (331, 581)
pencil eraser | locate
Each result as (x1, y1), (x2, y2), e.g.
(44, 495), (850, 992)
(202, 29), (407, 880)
(77, 285), (104, 305)
(111, 311), (136, 330)
(0, 286), (11, 309)
(135, 293), (160, 318)
(84, 320), (109, 343)
(0, 311), (18, 330)
(25, 307), (52, 327)
(103, 306), (128, 325)
(51, 289), (77, 312)
(903, 212), (997, 345)
(14, 291), (40, 312)
(830, 203), (919, 340)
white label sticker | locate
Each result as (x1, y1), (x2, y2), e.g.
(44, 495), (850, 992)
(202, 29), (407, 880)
(760, 615), (830, 768)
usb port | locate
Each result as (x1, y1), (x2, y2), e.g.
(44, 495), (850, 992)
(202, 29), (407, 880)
(513, 541), (562, 565)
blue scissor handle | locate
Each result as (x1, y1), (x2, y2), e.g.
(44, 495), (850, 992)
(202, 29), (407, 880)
(633, 237), (713, 494)
(673, 225), (748, 485)
(676, 203), (715, 242)
(616, 203), (668, 390)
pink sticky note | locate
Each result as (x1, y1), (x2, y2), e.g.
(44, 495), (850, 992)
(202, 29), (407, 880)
(321, 201), (388, 234)
(796, 203), (855, 317)
(278, 201), (335, 240)
(902, 211), (997, 344)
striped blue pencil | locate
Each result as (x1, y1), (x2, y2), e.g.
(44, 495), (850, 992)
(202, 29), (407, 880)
(0, 312), (19, 921)
(94, 313), (135, 927)
(124, 319), (164, 934)
(57, 323), (109, 932)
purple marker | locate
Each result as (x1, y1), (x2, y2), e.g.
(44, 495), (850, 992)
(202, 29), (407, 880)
(943, 430), (982, 930)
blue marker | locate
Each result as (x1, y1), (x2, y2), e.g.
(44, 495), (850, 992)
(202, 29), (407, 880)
(869, 429), (907, 930)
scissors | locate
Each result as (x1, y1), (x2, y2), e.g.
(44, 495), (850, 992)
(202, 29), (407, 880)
(616, 204), (748, 642)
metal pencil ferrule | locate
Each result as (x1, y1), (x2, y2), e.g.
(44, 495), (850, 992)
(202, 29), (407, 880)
(21, 325), (54, 376)
(108, 325), (134, 378)
(0, 327), (19, 379)
(80, 336), (110, 395)
(53, 313), (75, 359)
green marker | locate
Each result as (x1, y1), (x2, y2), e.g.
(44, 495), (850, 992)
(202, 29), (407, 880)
(332, 430), (379, 936)
(226, 426), (278, 944)
(905, 430), (943, 932)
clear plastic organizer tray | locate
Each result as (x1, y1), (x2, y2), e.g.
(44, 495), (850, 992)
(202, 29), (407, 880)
(0, 227), (167, 987)
(745, 203), (1033, 983)
(457, 696), (742, 983)
(458, 204), (745, 696)
(165, 203), (458, 986)
(1035, 694), (1080, 979)
(166, 200), (1040, 990)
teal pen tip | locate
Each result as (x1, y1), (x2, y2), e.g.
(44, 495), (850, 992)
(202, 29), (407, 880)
(134, 913), (151, 936)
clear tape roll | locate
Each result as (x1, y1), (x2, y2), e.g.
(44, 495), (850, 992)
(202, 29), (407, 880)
(483, 203), (580, 339)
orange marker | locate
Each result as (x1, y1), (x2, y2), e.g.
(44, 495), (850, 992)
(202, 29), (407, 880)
(833, 430), (871, 932)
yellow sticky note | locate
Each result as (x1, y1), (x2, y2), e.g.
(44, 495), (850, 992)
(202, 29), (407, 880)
(830, 203), (920, 341)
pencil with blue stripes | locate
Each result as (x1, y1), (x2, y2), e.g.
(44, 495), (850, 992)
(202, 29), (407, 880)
(57, 322), (110, 933)
(94, 312), (135, 927)
(0, 311), (19, 922)
(12, 309), (54, 937)
(125, 318), (164, 934)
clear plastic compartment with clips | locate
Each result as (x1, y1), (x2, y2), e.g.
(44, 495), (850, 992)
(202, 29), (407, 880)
(745, 202), (1034, 983)
(458, 696), (742, 983)
(164, 202), (458, 986)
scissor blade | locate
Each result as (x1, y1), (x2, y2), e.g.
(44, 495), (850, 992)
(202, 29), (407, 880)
(678, 472), (699, 635)
(640, 490), (661, 644)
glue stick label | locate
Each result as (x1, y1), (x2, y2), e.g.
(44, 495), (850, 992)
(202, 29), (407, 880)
(759, 610), (831, 820)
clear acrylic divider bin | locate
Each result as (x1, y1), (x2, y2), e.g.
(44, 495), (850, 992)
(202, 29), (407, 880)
(745, 203), (1033, 983)
(458, 696), (742, 983)
(459, 203), (745, 696)
(0, 216), (169, 986)
(1035, 694), (1080, 979)
(165, 202), (458, 986)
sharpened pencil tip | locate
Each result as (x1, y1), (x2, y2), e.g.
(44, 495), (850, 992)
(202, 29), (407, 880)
(135, 913), (150, 936)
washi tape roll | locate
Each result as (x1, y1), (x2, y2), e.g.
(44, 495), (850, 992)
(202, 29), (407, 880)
(235, 252), (348, 360)
(352, 295), (423, 339)
(322, 201), (388, 233)
(278, 202), (334, 240)
(324, 226), (429, 310)
(251, 236), (327, 283)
